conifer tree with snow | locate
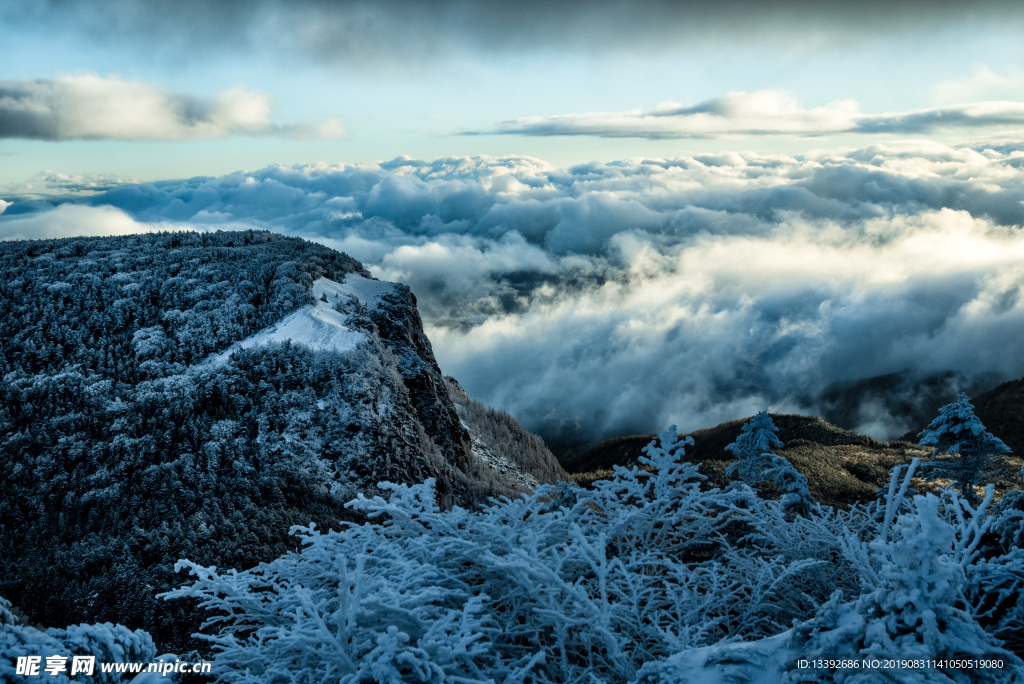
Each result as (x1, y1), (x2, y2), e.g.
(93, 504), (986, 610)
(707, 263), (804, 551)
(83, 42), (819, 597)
(762, 454), (815, 518)
(917, 393), (1011, 504)
(726, 411), (784, 486)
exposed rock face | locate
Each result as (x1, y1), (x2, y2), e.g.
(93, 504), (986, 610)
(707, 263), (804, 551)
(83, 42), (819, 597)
(356, 285), (475, 479)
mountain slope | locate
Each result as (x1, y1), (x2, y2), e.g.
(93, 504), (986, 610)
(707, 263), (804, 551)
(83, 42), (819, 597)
(971, 376), (1024, 457)
(564, 414), (881, 475)
(445, 376), (567, 489)
(0, 230), (558, 652)
(568, 411), (1024, 510)
(563, 414), (923, 509)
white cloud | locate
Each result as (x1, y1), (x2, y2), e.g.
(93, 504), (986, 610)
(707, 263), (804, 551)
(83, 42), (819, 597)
(486, 90), (1024, 139)
(0, 203), (239, 241)
(0, 204), (164, 241)
(0, 171), (141, 198)
(0, 75), (346, 140)
(281, 117), (349, 141)
(7, 144), (1024, 445)
(933, 66), (1024, 105)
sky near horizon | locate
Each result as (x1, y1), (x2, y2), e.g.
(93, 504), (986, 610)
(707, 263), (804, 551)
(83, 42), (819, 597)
(4, 1), (1024, 189)
(4, 1), (1024, 446)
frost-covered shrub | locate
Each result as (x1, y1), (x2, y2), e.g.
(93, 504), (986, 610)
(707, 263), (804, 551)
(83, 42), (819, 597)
(788, 460), (1023, 682)
(969, 548), (1024, 658)
(167, 427), (839, 684)
(969, 486), (1024, 657)
(637, 464), (1024, 683)
(0, 604), (155, 683)
(990, 488), (1024, 551)
(167, 428), (1024, 683)
(0, 597), (16, 626)
(726, 411), (784, 486)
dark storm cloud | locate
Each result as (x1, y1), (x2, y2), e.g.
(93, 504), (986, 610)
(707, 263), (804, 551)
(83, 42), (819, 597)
(5, 143), (1024, 446)
(7, 0), (1024, 63)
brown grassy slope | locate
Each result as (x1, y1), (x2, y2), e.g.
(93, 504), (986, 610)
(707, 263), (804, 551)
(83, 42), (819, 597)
(565, 414), (1023, 509)
(563, 414), (879, 474)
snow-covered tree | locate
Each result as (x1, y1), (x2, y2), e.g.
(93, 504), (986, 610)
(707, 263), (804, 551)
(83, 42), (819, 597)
(726, 411), (784, 486)
(164, 421), (1024, 683)
(917, 393), (1011, 504)
(640, 424), (694, 481)
(635, 460), (1024, 684)
(165, 425), (845, 684)
(971, 484), (1024, 654)
(762, 454), (815, 518)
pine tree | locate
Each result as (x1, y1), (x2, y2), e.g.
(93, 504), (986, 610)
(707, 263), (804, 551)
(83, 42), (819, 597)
(917, 393), (1011, 504)
(725, 411), (783, 486)
(762, 454), (814, 518)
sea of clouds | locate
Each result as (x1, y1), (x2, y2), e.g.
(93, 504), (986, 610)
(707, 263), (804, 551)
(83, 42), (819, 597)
(4, 141), (1024, 450)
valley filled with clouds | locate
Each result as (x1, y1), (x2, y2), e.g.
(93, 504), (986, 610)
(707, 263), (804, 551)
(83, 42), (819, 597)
(5, 141), (1024, 447)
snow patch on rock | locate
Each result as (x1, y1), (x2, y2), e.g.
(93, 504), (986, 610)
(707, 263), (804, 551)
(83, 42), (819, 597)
(204, 276), (383, 366)
(316, 273), (397, 311)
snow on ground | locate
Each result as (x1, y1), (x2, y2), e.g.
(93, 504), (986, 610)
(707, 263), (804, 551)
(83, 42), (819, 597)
(315, 273), (397, 311)
(203, 274), (398, 366)
(635, 632), (794, 684)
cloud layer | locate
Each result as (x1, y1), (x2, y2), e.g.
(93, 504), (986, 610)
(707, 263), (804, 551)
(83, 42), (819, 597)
(9, 0), (1024, 64)
(488, 91), (1024, 139)
(5, 143), (1024, 448)
(0, 75), (345, 140)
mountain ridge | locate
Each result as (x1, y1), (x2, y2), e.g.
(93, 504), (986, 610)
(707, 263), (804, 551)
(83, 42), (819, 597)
(0, 230), (561, 653)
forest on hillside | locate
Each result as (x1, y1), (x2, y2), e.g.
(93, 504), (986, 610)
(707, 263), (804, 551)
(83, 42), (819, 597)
(0, 230), (527, 653)
(0, 231), (378, 648)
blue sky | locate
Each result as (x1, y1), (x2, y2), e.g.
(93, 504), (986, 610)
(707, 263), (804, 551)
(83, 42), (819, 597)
(3, 1), (1024, 189)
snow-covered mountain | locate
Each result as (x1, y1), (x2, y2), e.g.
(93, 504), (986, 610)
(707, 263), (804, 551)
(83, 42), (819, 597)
(0, 230), (562, 653)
